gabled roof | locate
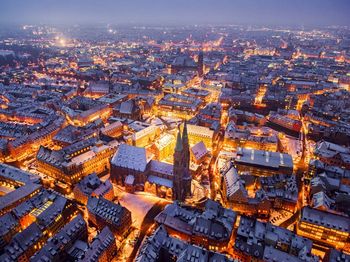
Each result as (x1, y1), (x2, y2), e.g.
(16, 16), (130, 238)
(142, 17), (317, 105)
(119, 100), (134, 115)
(191, 141), (208, 161)
(111, 144), (150, 172)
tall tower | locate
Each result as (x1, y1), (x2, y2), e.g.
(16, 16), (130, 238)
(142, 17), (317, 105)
(198, 51), (204, 77)
(182, 121), (192, 198)
(173, 130), (184, 201)
(172, 123), (191, 202)
(182, 121), (190, 170)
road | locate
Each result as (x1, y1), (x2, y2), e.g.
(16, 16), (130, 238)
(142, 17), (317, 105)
(127, 201), (167, 262)
(296, 116), (309, 172)
(279, 209), (300, 229)
(279, 115), (308, 229)
(279, 170), (303, 229)
(209, 131), (224, 200)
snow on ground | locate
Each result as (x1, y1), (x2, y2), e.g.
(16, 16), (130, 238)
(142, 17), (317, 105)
(118, 191), (167, 229)
(281, 135), (302, 161)
(100, 173), (110, 182)
(269, 209), (293, 226)
(190, 180), (207, 201)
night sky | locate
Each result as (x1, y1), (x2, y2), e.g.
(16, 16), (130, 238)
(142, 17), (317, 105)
(0, 0), (349, 26)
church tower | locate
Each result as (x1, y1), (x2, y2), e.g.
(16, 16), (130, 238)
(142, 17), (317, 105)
(172, 123), (191, 202)
(198, 50), (204, 77)
(173, 129), (184, 201)
(182, 121), (192, 197)
(182, 121), (190, 170)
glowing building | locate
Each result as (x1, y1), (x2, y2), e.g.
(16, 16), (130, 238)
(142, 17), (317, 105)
(154, 200), (237, 251)
(87, 197), (132, 240)
(73, 173), (114, 205)
(36, 139), (116, 185)
(234, 147), (294, 177)
(296, 206), (350, 252)
(185, 124), (215, 150)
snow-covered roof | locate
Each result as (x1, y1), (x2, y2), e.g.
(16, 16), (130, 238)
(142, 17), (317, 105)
(70, 150), (96, 165)
(235, 147), (293, 170)
(312, 191), (333, 210)
(147, 175), (173, 188)
(101, 121), (123, 133)
(315, 141), (350, 157)
(191, 141), (208, 161)
(125, 175), (135, 185)
(187, 124), (214, 138)
(132, 125), (158, 141)
(149, 160), (173, 176)
(111, 144), (149, 172)
(119, 100), (134, 114)
(301, 206), (350, 233)
(222, 166), (247, 199)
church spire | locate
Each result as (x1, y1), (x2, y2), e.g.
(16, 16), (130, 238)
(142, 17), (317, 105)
(175, 127), (183, 152)
(172, 122), (191, 202)
(182, 121), (190, 172)
(182, 121), (189, 146)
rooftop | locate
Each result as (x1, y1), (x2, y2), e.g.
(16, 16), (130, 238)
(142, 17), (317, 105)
(111, 144), (151, 172)
(235, 147), (293, 170)
(300, 206), (350, 233)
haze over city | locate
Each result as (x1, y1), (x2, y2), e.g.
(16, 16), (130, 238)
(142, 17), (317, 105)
(0, 0), (349, 26)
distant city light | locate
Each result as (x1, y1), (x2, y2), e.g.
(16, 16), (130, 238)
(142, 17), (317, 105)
(59, 38), (66, 46)
(0, 16), (349, 262)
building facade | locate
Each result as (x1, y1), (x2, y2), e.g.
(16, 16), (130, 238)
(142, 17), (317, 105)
(87, 197), (132, 240)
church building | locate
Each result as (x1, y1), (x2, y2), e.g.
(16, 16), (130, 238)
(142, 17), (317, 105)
(110, 122), (192, 201)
